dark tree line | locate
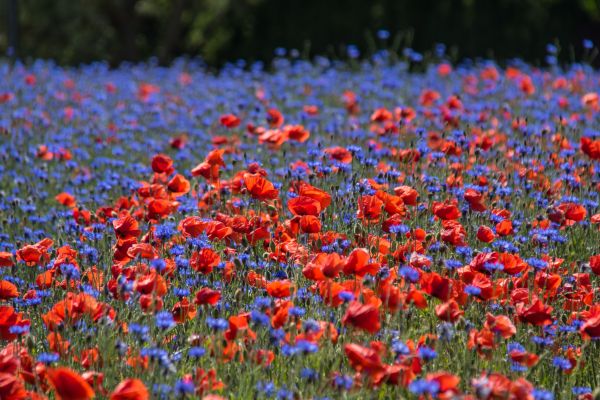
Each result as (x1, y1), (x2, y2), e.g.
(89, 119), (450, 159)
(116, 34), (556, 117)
(1, 0), (600, 66)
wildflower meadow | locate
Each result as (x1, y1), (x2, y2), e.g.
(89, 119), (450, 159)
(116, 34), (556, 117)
(1, 46), (600, 399)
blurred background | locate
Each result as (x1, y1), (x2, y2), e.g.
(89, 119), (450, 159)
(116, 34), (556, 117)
(1, 0), (600, 67)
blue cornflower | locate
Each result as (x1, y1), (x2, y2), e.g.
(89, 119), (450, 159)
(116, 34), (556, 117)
(155, 311), (175, 330)
(418, 346), (437, 361)
(552, 356), (572, 370)
(37, 352), (60, 365)
(333, 375), (353, 390)
(206, 317), (228, 331)
(408, 379), (440, 396)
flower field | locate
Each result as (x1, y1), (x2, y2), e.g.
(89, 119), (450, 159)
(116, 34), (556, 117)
(1, 55), (600, 399)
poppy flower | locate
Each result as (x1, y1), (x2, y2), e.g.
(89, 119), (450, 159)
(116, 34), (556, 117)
(266, 280), (293, 298)
(509, 349), (539, 367)
(590, 255), (600, 275)
(495, 219), (513, 236)
(581, 137), (600, 160)
(266, 108), (284, 127)
(0, 281), (19, 300)
(344, 343), (385, 379)
(435, 300), (464, 323)
(558, 202), (587, 222)
(516, 299), (553, 326)
(357, 195), (384, 222)
(219, 114), (241, 128)
(288, 196), (322, 216)
(324, 147), (352, 163)
(190, 249), (221, 274)
(113, 212), (141, 241)
(150, 154), (174, 174)
(342, 301), (381, 333)
(167, 174), (191, 197)
(284, 125), (310, 143)
(393, 185), (418, 206)
(109, 378), (149, 400)
(47, 367), (95, 400)
(0, 252), (14, 268)
(243, 173), (279, 200)
(476, 225), (496, 243)
(293, 181), (332, 209)
(432, 201), (461, 220)
(484, 313), (516, 338)
(195, 288), (221, 306)
(55, 192), (77, 208)
(299, 215), (321, 233)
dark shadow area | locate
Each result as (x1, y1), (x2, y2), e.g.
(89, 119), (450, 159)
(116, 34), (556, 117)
(1, 0), (599, 66)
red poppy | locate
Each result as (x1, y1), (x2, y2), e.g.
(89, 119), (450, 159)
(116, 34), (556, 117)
(195, 288), (222, 306)
(420, 272), (451, 301)
(113, 212), (141, 241)
(299, 215), (321, 233)
(435, 300), (464, 323)
(432, 201), (461, 220)
(464, 189), (486, 212)
(55, 192), (77, 208)
(484, 313), (516, 338)
(558, 202), (587, 222)
(243, 173), (279, 200)
(516, 299), (553, 326)
(284, 125), (310, 143)
(266, 108), (284, 127)
(0, 252), (14, 268)
(293, 181), (332, 209)
(393, 185), (418, 206)
(172, 298), (197, 323)
(324, 147), (352, 164)
(495, 219), (513, 236)
(219, 114), (241, 128)
(167, 174), (191, 197)
(0, 281), (19, 300)
(47, 367), (95, 400)
(109, 378), (149, 400)
(150, 154), (174, 174)
(344, 343), (385, 379)
(288, 196), (322, 216)
(0, 306), (29, 340)
(190, 249), (221, 274)
(342, 301), (381, 333)
(357, 195), (384, 222)
(581, 137), (600, 160)
(590, 255), (600, 275)
(266, 280), (293, 298)
(476, 225), (496, 243)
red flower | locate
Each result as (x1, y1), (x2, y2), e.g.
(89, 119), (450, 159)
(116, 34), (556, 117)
(110, 378), (149, 400)
(476, 225), (496, 243)
(516, 299), (553, 326)
(357, 195), (384, 222)
(342, 301), (381, 333)
(288, 196), (322, 216)
(243, 173), (279, 200)
(190, 249), (221, 274)
(195, 288), (221, 306)
(219, 114), (241, 128)
(47, 367), (95, 400)
(432, 201), (461, 220)
(435, 300), (464, 322)
(344, 343), (385, 379)
(0, 252), (14, 268)
(590, 255), (600, 275)
(266, 280), (293, 298)
(150, 154), (174, 174)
